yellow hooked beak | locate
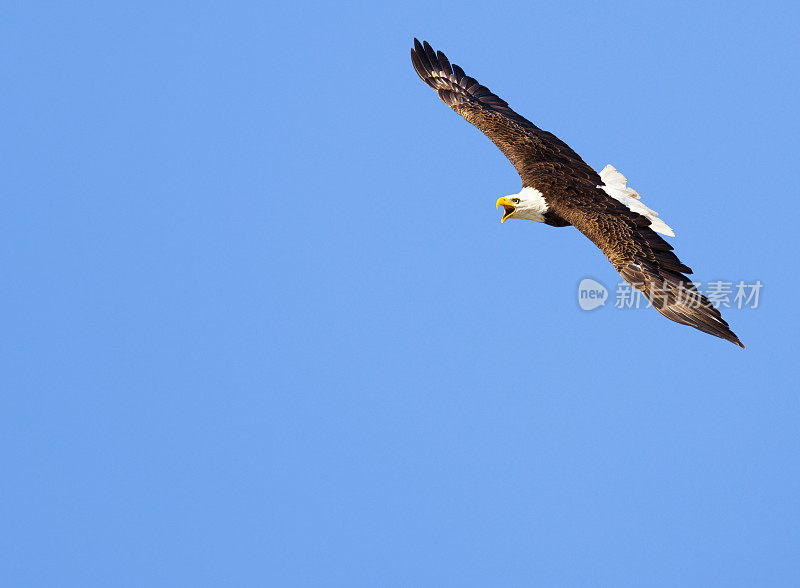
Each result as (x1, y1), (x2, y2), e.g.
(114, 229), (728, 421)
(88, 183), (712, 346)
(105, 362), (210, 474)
(496, 197), (516, 223)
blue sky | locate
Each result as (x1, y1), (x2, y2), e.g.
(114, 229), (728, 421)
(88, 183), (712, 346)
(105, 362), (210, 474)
(3, 0), (800, 585)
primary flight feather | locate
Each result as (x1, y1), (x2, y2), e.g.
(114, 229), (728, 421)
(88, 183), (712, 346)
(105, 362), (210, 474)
(411, 39), (743, 348)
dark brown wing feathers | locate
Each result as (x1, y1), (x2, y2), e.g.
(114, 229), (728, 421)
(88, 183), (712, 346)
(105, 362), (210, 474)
(555, 194), (743, 348)
(411, 39), (596, 184)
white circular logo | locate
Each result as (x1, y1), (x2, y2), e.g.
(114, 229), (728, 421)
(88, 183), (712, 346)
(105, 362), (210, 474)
(577, 278), (608, 311)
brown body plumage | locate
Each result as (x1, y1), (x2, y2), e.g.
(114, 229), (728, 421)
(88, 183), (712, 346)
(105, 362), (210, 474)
(411, 39), (743, 348)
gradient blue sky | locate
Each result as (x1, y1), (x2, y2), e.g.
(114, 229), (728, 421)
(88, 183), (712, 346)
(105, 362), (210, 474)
(4, 1), (800, 585)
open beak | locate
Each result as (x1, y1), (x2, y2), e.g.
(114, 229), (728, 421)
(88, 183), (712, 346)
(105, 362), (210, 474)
(496, 197), (516, 223)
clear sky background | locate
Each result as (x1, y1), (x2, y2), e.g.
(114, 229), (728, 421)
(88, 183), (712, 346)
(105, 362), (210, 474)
(4, 0), (800, 585)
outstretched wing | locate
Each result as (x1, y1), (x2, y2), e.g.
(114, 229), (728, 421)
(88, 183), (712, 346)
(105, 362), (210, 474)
(552, 185), (744, 347)
(410, 39), (598, 186)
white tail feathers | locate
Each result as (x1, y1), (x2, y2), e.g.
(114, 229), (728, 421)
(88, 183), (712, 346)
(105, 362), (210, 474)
(598, 164), (675, 237)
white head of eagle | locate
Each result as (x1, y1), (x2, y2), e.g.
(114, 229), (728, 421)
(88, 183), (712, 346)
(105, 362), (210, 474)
(496, 187), (549, 223)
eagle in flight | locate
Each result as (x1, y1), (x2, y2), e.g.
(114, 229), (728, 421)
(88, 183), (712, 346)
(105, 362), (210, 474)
(411, 39), (743, 348)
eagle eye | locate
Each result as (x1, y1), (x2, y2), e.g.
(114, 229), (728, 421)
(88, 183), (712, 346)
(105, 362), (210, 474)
(512, 198), (520, 204)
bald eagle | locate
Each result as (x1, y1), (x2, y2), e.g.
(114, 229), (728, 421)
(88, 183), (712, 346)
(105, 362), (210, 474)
(411, 39), (743, 348)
